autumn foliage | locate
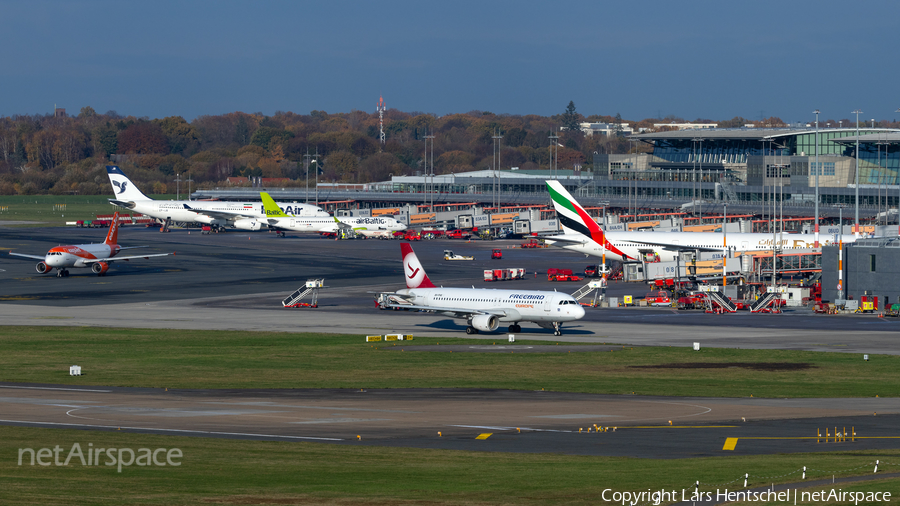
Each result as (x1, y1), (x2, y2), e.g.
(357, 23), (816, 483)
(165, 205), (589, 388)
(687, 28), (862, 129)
(1, 105), (867, 196)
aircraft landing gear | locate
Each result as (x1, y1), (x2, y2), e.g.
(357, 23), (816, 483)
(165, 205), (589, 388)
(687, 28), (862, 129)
(466, 326), (479, 335)
(57, 269), (69, 278)
(508, 324), (522, 333)
(552, 322), (562, 337)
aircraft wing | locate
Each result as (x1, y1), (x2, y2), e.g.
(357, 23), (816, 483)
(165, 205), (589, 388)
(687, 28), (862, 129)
(182, 204), (256, 221)
(621, 239), (723, 253)
(8, 252), (46, 261)
(84, 252), (175, 264)
(109, 199), (136, 209)
(542, 234), (589, 245)
(380, 300), (509, 319)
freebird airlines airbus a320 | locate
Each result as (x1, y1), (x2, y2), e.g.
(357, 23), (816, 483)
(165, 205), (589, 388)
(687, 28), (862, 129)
(8, 212), (173, 277)
(379, 243), (584, 336)
(545, 180), (858, 263)
(106, 166), (328, 230)
(257, 192), (407, 237)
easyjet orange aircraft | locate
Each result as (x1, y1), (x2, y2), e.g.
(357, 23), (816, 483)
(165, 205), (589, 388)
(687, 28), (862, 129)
(8, 212), (173, 277)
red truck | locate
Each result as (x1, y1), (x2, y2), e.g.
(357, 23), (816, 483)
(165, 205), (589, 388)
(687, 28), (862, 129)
(547, 268), (582, 282)
(446, 229), (472, 239)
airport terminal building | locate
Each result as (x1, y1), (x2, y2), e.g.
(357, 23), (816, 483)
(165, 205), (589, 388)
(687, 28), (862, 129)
(590, 128), (900, 211)
(195, 127), (900, 222)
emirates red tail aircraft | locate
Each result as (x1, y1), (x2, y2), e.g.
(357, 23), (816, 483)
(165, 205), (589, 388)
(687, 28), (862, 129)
(8, 212), (174, 277)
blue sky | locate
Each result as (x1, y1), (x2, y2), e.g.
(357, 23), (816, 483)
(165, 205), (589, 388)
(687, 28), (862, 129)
(2, 0), (898, 124)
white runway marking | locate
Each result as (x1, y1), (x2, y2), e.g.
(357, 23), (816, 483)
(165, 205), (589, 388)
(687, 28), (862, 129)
(449, 424), (572, 433)
(0, 419), (343, 441)
(0, 385), (111, 393)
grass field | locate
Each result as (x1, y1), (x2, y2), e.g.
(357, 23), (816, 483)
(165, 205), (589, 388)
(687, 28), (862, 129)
(0, 194), (175, 225)
(2, 425), (899, 506)
(0, 326), (895, 398)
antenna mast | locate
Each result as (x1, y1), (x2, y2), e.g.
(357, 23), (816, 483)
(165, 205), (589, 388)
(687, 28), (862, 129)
(377, 96), (386, 147)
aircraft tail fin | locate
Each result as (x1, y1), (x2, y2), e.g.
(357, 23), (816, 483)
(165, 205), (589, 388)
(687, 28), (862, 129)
(401, 243), (436, 289)
(106, 166), (153, 201)
(260, 192), (291, 217)
(104, 212), (120, 245)
(546, 180), (617, 254)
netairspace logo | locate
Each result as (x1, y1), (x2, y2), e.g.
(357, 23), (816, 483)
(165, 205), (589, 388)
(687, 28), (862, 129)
(18, 443), (182, 473)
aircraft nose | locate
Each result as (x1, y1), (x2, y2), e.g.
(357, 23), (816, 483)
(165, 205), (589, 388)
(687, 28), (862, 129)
(574, 305), (586, 319)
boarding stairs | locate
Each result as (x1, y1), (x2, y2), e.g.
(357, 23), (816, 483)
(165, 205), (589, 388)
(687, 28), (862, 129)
(749, 292), (780, 313)
(704, 291), (737, 313)
(283, 279), (325, 308)
(572, 279), (607, 307)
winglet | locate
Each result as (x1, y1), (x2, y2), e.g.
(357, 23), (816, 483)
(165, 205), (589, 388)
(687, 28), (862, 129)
(104, 212), (120, 245)
(401, 243), (436, 289)
(546, 180), (630, 260)
(260, 192), (291, 217)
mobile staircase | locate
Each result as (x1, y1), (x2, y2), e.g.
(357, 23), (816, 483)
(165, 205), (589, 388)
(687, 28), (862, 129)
(749, 292), (781, 313)
(572, 279), (607, 307)
(704, 291), (738, 313)
(283, 279), (326, 308)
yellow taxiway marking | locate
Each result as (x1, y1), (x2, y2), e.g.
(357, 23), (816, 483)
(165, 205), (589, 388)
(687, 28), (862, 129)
(620, 426), (738, 429)
(723, 438), (738, 450)
(475, 433), (492, 440)
(739, 436), (900, 440)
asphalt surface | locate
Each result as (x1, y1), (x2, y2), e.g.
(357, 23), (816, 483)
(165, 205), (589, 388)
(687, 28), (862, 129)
(2, 224), (900, 458)
(2, 383), (900, 458)
(1, 225), (898, 351)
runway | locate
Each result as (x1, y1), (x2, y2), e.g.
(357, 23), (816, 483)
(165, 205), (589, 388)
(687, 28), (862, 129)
(2, 382), (900, 457)
(2, 224), (900, 458)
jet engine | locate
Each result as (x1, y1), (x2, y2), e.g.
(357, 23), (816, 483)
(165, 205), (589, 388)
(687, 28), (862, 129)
(470, 314), (499, 332)
(91, 262), (110, 275)
(35, 262), (52, 274)
(233, 219), (265, 231)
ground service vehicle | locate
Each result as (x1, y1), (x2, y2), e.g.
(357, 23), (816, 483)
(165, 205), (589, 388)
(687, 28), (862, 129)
(444, 250), (474, 261)
(547, 268), (581, 282)
(645, 290), (672, 306)
(491, 249), (503, 259)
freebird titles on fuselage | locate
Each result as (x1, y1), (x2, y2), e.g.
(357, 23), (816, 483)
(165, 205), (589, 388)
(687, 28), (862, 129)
(376, 243), (584, 336)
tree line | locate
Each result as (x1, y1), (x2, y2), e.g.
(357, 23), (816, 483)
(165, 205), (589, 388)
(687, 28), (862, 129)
(0, 103), (892, 195)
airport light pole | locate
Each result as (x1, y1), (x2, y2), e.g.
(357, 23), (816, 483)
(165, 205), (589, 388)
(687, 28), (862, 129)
(813, 109), (820, 247)
(304, 150), (311, 203)
(722, 203), (727, 289)
(836, 203), (847, 301)
(493, 129), (503, 211)
(853, 109), (862, 236)
(548, 130), (559, 180)
(896, 108), (900, 237)
(599, 200), (609, 297)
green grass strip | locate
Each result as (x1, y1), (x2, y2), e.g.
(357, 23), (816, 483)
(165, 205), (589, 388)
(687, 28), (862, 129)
(0, 326), (895, 397)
